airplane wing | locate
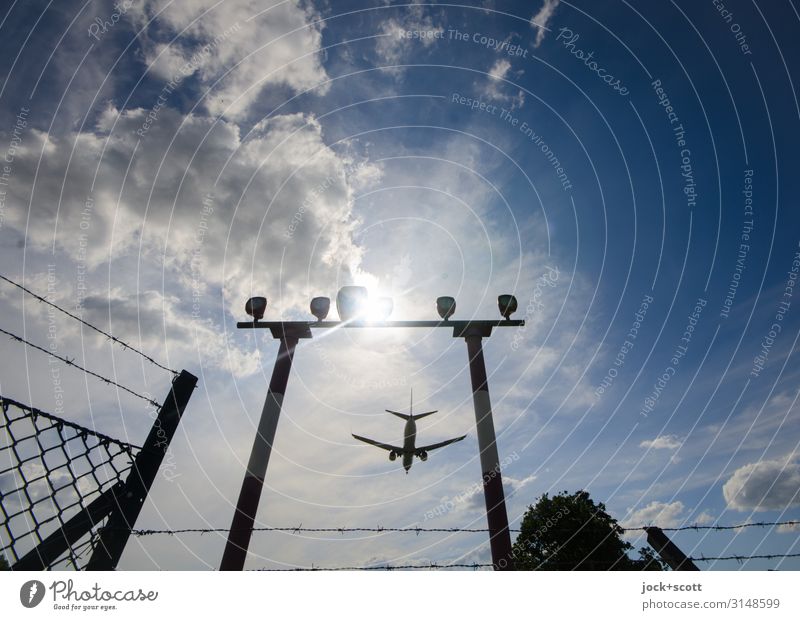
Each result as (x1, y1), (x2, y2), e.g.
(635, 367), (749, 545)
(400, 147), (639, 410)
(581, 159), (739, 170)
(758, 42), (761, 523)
(416, 435), (467, 453)
(352, 434), (404, 452)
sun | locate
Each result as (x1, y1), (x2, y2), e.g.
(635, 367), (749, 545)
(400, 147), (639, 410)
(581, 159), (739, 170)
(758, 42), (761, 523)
(364, 296), (393, 321)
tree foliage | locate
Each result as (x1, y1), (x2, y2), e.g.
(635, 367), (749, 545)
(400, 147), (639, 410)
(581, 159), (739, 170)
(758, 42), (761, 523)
(512, 490), (664, 570)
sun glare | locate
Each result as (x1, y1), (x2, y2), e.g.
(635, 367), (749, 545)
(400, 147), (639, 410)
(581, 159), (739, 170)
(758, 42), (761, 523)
(365, 296), (393, 321)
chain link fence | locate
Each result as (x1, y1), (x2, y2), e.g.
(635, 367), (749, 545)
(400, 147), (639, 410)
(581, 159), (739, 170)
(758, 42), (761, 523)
(0, 396), (140, 569)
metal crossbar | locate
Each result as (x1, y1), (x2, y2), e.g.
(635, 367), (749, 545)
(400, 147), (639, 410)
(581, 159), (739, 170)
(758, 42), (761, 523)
(0, 396), (140, 569)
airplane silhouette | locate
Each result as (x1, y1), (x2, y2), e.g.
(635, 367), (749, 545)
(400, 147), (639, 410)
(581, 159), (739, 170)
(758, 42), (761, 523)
(352, 390), (466, 473)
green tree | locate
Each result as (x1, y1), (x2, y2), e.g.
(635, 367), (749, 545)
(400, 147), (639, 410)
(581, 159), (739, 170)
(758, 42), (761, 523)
(512, 490), (664, 570)
(0, 554), (9, 570)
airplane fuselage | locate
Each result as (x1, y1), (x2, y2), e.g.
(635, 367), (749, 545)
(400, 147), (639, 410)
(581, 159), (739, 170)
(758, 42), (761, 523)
(403, 417), (416, 472)
(351, 390), (466, 473)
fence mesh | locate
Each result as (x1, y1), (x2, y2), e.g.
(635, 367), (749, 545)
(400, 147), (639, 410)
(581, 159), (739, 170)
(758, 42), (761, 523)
(0, 396), (140, 569)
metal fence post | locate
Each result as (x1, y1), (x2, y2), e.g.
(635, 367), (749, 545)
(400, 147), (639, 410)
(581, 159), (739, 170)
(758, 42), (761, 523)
(646, 526), (700, 571)
(12, 482), (125, 570)
(86, 370), (197, 570)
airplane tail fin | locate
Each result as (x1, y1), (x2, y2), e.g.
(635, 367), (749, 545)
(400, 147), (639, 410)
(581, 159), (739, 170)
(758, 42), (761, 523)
(386, 390), (436, 420)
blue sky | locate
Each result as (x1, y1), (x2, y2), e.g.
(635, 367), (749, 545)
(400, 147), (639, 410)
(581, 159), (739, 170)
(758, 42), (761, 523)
(1, 0), (799, 570)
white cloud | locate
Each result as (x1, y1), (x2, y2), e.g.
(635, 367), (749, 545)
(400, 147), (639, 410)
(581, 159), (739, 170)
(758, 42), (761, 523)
(463, 473), (537, 510)
(639, 435), (683, 451)
(489, 58), (511, 81)
(723, 457), (800, 512)
(79, 289), (262, 376)
(374, 7), (442, 71)
(3, 105), (372, 313)
(130, 0), (329, 119)
(483, 59), (525, 107)
(620, 505), (713, 540)
(0, 100), (390, 387)
(531, 0), (560, 48)
(622, 500), (686, 529)
(505, 473), (537, 497)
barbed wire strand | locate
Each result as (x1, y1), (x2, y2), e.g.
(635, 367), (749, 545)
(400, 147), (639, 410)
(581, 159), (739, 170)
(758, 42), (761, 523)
(254, 553), (800, 570)
(126, 520), (800, 537)
(690, 553), (800, 562)
(655, 520), (800, 532)
(0, 326), (161, 409)
(255, 563), (494, 571)
(129, 526), (521, 536)
(0, 273), (177, 376)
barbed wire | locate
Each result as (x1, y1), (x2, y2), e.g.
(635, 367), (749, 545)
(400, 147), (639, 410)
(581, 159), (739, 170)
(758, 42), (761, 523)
(690, 553), (800, 562)
(255, 552), (800, 570)
(0, 326), (162, 409)
(0, 273), (177, 376)
(126, 519), (800, 537)
(653, 521), (800, 532)
(255, 563), (495, 571)
(129, 526), (521, 536)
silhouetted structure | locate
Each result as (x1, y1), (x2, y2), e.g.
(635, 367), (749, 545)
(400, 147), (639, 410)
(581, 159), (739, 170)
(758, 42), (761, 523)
(352, 389), (466, 473)
(645, 526), (699, 570)
(2, 370), (196, 570)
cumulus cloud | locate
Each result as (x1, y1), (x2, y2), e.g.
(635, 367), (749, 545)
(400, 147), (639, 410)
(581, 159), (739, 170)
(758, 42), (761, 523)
(0, 99), (387, 380)
(3, 105), (374, 312)
(640, 435), (683, 450)
(129, 0), (329, 119)
(530, 0), (560, 48)
(622, 500), (686, 529)
(723, 457), (800, 512)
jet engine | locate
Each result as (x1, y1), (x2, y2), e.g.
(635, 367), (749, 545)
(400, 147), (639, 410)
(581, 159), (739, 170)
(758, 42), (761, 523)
(418, 451), (428, 462)
(389, 451), (397, 461)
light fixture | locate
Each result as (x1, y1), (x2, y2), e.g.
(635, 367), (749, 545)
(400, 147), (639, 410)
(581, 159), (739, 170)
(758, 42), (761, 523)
(310, 297), (330, 321)
(498, 294), (518, 320)
(336, 286), (368, 321)
(245, 297), (267, 320)
(436, 296), (456, 320)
